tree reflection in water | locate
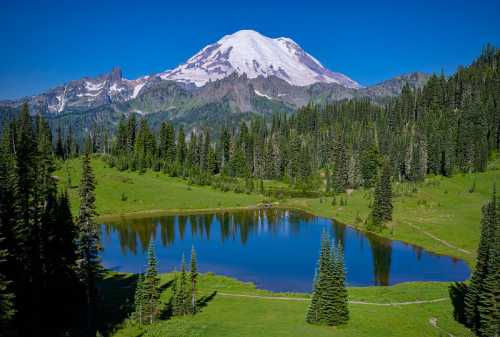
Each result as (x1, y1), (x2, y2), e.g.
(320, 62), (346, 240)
(100, 208), (469, 291)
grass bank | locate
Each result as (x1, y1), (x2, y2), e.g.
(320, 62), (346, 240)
(102, 272), (470, 337)
(55, 158), (264, 217)
(56, 157), (498, 266)
(282, 171), (500, 265)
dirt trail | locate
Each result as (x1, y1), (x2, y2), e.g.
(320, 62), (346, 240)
(402, 221), (471, 255)
(217, 292), (448, 306)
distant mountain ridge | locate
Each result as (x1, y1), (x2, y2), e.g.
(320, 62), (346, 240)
(0, 30), (430, 133)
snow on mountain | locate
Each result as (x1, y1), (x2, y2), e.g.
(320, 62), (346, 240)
(2, 30), (365, 115)
(160, 30), (361, 89)
(40, 69), (151, 114)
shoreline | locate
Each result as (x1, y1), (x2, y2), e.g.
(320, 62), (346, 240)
(97, 201), (474, 271)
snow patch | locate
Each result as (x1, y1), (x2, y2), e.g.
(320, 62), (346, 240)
(57, 87), (67, 113)
(254, 89), (272, 100)
(131, 82), (145, 99)
(110, 83), (125, 92)
(77, 91), (101, 98)
(85, 81), (105, 91)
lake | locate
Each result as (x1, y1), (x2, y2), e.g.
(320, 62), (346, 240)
(100, 208), (470, 292)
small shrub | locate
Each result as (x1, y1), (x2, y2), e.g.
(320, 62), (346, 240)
(468, 180), (476, 193)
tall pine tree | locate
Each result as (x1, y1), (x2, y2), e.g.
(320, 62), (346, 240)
(76, 154), (100, 335)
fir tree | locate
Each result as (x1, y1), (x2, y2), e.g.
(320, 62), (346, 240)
(173, 254), (190, 316)
(190, 246), (198, 314)
(332, 242), (349, 324)
(371, 162), (393, 229)
(306, 232), (328, 324)
(333, 140), (348, 193)
(0, 238), (15, 328)
(143, 241), (160, 324)
(133, 273), (146, 325)
(464, 186), (499, 336)
(306, 232), (350, 326)
(76, 154), (100, 335)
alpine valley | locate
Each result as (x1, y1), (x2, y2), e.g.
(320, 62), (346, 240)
(0, 30), (429, 134)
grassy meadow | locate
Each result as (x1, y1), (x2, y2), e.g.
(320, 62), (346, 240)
(101, 273), (471, 337)
(55, 158), (263, 217)
(56, 156), (498, 336)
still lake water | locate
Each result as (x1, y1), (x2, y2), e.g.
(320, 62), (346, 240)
(100, 209), (470, 292)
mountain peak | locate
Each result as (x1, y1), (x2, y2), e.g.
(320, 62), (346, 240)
(160, 30), (360, 88)
(109, 67), (123, 81)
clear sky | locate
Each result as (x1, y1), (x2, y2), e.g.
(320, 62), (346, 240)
(1, 0), (499, 99)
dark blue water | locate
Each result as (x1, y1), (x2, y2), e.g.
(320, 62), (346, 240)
(100, 209), (470, 292)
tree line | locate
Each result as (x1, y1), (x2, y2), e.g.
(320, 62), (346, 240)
(0, 105), (100, 336)
(60, 45), (499, 198)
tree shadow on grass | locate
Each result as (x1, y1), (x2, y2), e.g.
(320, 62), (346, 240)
(197, 290), (217, 310)
(449, 282), (468, 325)
(159, 290), (218, 320)
(96, 273), (139, 336)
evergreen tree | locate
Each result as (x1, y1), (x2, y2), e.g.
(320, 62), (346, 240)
(143, 241), (160, 324)
(464, 186), (499, 336)
(173, 254), (190, 316)
(176, 126), (186, 168)
(306, 232), (328, 324)
(371, 162), (393, 229)
(333, 140), (348, 193)
(332, 242), (349, 324)
(190, 246), (198, 314)
(133, 273), (146, 325)
(306, 232), (350, 326)
(0, 238), (15, 329)
(55, 125), (64, 159)
(76, 154), (100, 335)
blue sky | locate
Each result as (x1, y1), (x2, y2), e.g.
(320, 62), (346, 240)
(1, 0), (499, 99)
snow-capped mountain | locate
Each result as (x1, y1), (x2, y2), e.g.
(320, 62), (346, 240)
(159, 30), (361, 88)
(1, 29), (429, 128)
(44, 68), (149, 114)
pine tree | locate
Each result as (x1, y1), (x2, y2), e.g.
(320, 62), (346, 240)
(462, 185), (500, 336)
(306, 232), (327, 324)
(0, 238), (15, 328)
(143, 241), (160, 324)
(325, 166), (332, 195)
(176, 126), (186, 168)
(173, 254), (190, 316)
(190, 246), (198, 314)
(55, 125), (64, 159)
(133, 273), (146, 325)
(76, 154), (100, 335)
(332, 242), (349, 324)
(371, 162), (393, 229)
(306, 232), (350, 326)
(333, 140), (348, 193)
(465, 197), (495, 332)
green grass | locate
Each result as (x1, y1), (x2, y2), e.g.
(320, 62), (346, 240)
(58, 157), (496, 336)
(55, 157), (264, 217)
(105, 273), (470, 337)
(283, 171), (500, 265)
